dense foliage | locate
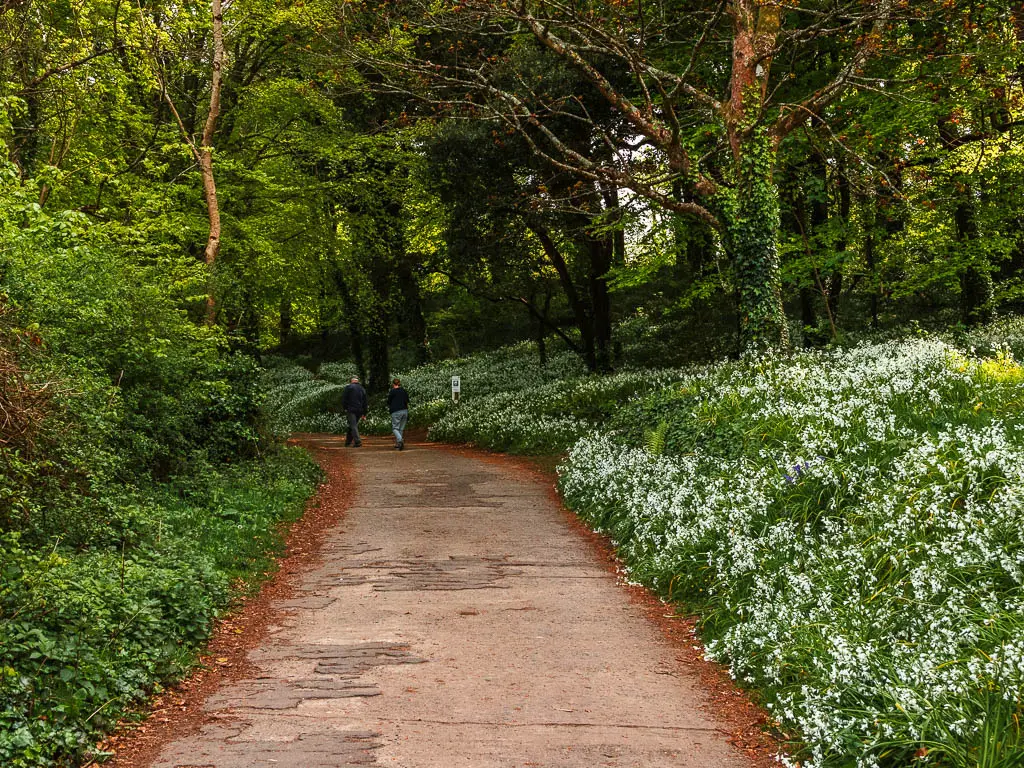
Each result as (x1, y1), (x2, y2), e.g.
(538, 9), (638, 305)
(0, 177), (322, 765)
(0, 7), (324, 764)
(5, 0), (1021, 379)
(0, 453), (317, 767)
(5, 0), (1024, 766)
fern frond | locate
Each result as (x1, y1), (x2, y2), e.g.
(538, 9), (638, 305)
(644, 420), (669, 456)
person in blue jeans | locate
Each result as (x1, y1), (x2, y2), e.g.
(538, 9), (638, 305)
(387, 378), (410, 450)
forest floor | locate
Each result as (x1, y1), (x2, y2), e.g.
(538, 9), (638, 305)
(103, 434), (780, 768)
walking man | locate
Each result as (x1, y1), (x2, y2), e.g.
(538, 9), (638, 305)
(342, 376), (368, 447)
(387, 378), (410, 450)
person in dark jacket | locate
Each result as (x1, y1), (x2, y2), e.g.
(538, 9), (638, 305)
(387, 378), (410, 450)
(342, 376), (368, 447)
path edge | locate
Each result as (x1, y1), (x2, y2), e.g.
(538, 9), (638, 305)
(97, 437), (355, 768)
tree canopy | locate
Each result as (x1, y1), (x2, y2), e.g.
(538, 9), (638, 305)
(2, 0), (1024, 372)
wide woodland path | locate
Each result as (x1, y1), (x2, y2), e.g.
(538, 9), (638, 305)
(148, 435), (757, 768)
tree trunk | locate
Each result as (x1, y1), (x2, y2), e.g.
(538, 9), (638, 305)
(800, 287), (816, 346)
(671, 182), (713, 282)
(830, 156), (851, 322)
(199, 0), (226, 325)
(955, 192), (993, 325)
(576, 183), (615, 372)
(529, 223), (598, 370)
(960, 263), (993, 325)
(238, 291), (259, 347)
(327, 202), (367, 381)
(363, 199), (404, 393)
(396, 256), (428, 364)
(586, 235), (613, 372)
(365, 321), (390, 393)
(536, 291), (550, 366)
(864, 209), (880, 330)
(725, 4), (787, 355)
(728, 130), (788, 354)
(600, 182), (627, 268)
(199, 150), (221, 324)
(279, 295), (293, 346)
(783, 161), (817, 344)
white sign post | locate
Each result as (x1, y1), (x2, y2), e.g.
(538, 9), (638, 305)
(451, 375), (461, 403)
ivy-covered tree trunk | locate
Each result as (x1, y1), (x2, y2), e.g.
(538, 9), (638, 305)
(723, 3), (787, 356)
(727, 130), (788, 354)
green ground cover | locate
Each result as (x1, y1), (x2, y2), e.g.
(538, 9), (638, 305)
(266, 321), (1024, 768)
(0, 450), (318, 767)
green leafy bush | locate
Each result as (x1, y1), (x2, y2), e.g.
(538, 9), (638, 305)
(0, 167), (321, 767)
(0, 449), (319, 768)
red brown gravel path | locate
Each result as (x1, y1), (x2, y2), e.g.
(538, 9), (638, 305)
(107, 434), (779, 768)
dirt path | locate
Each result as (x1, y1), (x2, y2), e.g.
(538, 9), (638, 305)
(143, 435), (767, 768)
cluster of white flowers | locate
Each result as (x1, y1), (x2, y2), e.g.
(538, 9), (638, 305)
(261, 376), (345, 435)
(960, 315), (1024, 360)
(559, 338), (1024, 766)
(428, 366), (687, 453)
(396, 342), (586, 402)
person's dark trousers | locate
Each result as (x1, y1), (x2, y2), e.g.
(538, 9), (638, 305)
(345, 411), (363, 447)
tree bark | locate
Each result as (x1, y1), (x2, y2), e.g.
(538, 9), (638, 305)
(199, 0), (225, 325)
(831, 157), (851, 321)
(158, 0), (226, 325)
(727, 130), (788, 354)
(585, 232), (614, 372)
(279, 295), (293, 346)
(955, 192), (993, 325)
(528, 222), (598, 370)
(864, 205), (880, 330)
(535, 291), (551, 366)
(363, 198), (404, 393)
(327, 202), (366, 380)
(600, 182), (626, 268)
